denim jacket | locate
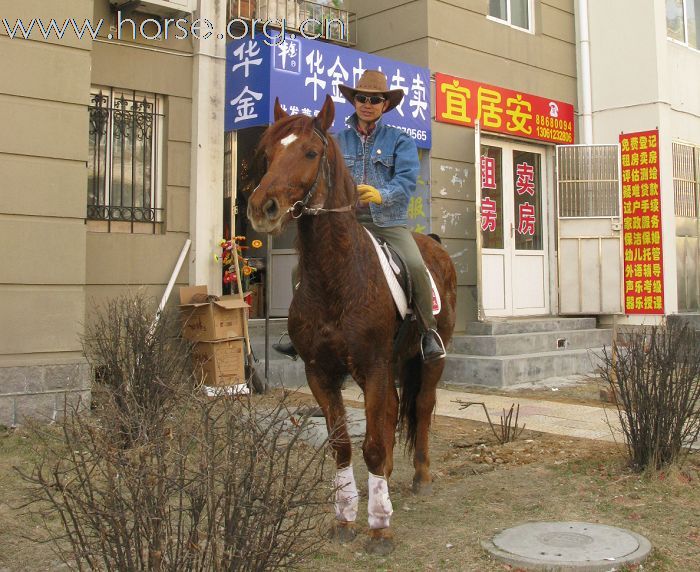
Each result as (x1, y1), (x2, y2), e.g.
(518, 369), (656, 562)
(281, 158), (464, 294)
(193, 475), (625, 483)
(336, 115), (420, 227)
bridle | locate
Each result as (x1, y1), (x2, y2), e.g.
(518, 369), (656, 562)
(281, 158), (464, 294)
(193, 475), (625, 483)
(252, 126), (354, 219)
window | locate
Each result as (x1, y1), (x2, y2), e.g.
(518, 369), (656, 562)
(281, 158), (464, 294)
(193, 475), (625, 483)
(87, 87), (164, 227)
(673, 141), (700, 217)
(667, 0), (699, 49)
(488, 0), (532, 32)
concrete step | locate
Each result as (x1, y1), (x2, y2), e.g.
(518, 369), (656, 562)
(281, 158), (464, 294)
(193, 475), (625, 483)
(247, 318), (289, 338)
(247, 354), (308, 389)
(466, 317), (597, 335)
(441, 348), (604, 388)
(450, 328), (612, 356)
(667, 313), (700, 331)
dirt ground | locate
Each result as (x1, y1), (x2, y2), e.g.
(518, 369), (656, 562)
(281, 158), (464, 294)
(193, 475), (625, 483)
(1, 383), (699, 571)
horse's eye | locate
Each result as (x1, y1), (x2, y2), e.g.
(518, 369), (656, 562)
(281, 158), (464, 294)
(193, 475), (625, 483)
(305, 150), (318, 159)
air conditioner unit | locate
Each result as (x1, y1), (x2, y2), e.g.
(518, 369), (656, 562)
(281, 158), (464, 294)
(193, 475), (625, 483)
(111, 0), (194, 18)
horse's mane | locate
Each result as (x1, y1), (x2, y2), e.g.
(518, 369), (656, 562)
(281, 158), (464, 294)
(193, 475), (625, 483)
(248, 114), (356, 206)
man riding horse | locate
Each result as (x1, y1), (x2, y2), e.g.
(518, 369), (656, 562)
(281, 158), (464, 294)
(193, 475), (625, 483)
(274, 70), (447, 362)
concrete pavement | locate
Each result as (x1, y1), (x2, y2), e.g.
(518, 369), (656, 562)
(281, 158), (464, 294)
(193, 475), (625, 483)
(297, 383), (624, 443)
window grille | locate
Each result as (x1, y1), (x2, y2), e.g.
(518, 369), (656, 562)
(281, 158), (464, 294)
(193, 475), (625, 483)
(673, 141), (699, 218)
(87, 87), (164, 225)
(557, 145), (620, 217)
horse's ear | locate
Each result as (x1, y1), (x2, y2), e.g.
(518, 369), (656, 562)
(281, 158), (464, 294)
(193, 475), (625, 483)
(274, 97), (288, 121)
(314, 94), (335, 133)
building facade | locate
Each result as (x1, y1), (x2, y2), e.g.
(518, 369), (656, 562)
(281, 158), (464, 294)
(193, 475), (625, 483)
(3, 0), (698, 422)
(0, 0), (215, 424)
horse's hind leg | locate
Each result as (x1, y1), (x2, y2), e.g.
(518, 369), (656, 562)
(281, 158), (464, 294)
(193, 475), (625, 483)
(306, 368), (358, 542)
(411, 360), (444, 495)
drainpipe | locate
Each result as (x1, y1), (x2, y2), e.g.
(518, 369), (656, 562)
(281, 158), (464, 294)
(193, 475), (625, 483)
(575, 0), (593, 144)
(189, 0), (226, 295)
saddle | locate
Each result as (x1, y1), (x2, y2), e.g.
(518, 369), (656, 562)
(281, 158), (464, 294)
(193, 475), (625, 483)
(364, 228), (441, 320)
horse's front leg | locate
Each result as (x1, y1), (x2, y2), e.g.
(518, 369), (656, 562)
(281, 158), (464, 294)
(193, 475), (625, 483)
(362, 365), (396, 555)
(305, 366), (358, 543)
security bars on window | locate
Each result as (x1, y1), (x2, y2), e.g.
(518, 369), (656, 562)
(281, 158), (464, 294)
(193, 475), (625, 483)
(557, 145), (620, 218)
(672, 141), (699, 218)
(87, 88), (163, 224)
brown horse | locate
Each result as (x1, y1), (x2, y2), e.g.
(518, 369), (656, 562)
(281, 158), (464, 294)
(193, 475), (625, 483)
(247, 95), (456, 554)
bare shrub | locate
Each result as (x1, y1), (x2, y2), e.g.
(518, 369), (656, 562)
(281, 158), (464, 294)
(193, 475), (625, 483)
(600, 320), (700, 471)
(455, 401), (525, 444)
(19, 293), (332, 571)
(82, 293), (195, 447)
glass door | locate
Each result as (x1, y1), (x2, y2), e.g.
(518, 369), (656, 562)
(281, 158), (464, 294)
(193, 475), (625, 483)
(480, 139), (549, 316)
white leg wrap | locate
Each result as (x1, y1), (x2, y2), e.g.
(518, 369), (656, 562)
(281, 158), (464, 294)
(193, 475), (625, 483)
(367, 472), (393, 529)
(334, 465), (358, 522)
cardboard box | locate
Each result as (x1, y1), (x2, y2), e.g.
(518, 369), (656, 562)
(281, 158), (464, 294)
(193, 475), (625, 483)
(248, 283), (265, 318)
(192, 338), (246, 387)
(179, 285), (249, 342)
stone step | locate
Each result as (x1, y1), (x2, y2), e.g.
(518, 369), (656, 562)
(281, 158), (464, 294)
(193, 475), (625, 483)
(441, 348), (604, 388)
(247, 354), (308, 389)
(450, 328), (612, 356)
(667, 313), (700, 330)
(466, 317), (597, 335)
(247, 318), (289, 338)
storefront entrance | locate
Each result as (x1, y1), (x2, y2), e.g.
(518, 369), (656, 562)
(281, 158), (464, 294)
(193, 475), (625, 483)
(480, 139), (550, 316)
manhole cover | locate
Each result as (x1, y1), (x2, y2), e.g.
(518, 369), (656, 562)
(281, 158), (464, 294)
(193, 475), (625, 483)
(482, 521), (651, 571)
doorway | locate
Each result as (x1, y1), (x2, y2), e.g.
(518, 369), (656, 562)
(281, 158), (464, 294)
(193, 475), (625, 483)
(480, 139), (550, 316)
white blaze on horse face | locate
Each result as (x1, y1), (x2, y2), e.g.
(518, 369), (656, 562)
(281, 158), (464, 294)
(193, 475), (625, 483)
(334, 465), (358, 522)
(367, 473), (393, 529)
(280, 133), (298, 147)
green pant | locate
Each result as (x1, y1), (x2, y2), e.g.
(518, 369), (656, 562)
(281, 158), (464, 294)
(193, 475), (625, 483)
(363, 222), (436, 332)
(291, 223), (436, 332)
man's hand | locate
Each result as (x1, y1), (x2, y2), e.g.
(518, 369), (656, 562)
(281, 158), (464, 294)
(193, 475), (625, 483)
(357, 184), (383, 205)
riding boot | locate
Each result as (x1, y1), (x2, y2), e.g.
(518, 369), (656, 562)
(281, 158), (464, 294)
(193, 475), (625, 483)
(421, 329), (446, 363)
(272, 333), (298, 360)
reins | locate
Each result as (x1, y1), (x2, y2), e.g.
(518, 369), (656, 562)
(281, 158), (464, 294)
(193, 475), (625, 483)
(287, 127), (354, 219)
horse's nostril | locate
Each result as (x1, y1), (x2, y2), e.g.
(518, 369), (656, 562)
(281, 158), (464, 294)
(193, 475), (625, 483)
(263, 199), (279, 219)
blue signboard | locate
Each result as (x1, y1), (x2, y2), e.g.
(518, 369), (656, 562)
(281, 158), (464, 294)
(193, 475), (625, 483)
(225, 39), (271, 131)
(226, 36), (431, 149)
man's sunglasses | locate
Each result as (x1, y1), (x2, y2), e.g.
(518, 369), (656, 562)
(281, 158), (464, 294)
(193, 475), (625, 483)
(355, 94), (386, 105)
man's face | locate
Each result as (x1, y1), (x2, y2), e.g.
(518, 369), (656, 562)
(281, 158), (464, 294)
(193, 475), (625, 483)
(354, 93), (390, 124)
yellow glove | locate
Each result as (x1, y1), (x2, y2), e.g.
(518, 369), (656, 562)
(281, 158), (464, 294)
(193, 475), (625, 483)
(357, 184), (383, 205)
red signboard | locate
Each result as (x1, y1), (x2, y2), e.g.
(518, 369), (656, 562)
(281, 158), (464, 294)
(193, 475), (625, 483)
(435, 72), (575, 144)
(620, 129), (664, 315)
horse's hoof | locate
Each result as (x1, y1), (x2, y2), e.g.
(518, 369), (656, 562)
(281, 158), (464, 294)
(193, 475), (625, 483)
(329, 521), (357, 543)
(365, 528), (394, 555)
(412, 479), (433, 496)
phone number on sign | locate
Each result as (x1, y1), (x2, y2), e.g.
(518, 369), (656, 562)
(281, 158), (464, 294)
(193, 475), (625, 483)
(386, 124), (428, 142)
(535, 115), (573, 143)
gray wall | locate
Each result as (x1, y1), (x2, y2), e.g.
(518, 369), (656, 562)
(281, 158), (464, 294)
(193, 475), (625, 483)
(0, 0), (93, 423)
(86, 1), (194, 316)
(0, 0), (196, 424)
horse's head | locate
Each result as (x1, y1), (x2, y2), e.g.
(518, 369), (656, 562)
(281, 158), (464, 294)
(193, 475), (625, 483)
(247, 94), (344, 235)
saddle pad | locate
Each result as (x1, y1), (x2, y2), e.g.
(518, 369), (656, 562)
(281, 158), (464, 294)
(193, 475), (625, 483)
(364, 228), (441, 318)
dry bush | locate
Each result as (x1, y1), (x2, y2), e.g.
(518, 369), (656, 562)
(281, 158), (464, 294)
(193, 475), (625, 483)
(600, 320), (700, 471)
(455, 401), (525, 444)
(19, 293), (332, 571)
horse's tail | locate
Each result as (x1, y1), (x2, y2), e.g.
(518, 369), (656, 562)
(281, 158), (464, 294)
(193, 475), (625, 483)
(397, 354), (422, 453)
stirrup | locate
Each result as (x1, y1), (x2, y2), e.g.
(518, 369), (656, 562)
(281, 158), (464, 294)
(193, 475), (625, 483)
(421, 329), (446, 363)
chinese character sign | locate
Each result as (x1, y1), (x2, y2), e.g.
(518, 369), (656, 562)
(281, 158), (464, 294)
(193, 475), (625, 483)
(620, 129), (664, 315)
(513, 151), (542, 250)
(226, 37), (431, 148)
(480, 145), (504, 249)
(225, 39), (271, 131)
(408, 149), (431, 234)
(435, 73), (574, 145)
